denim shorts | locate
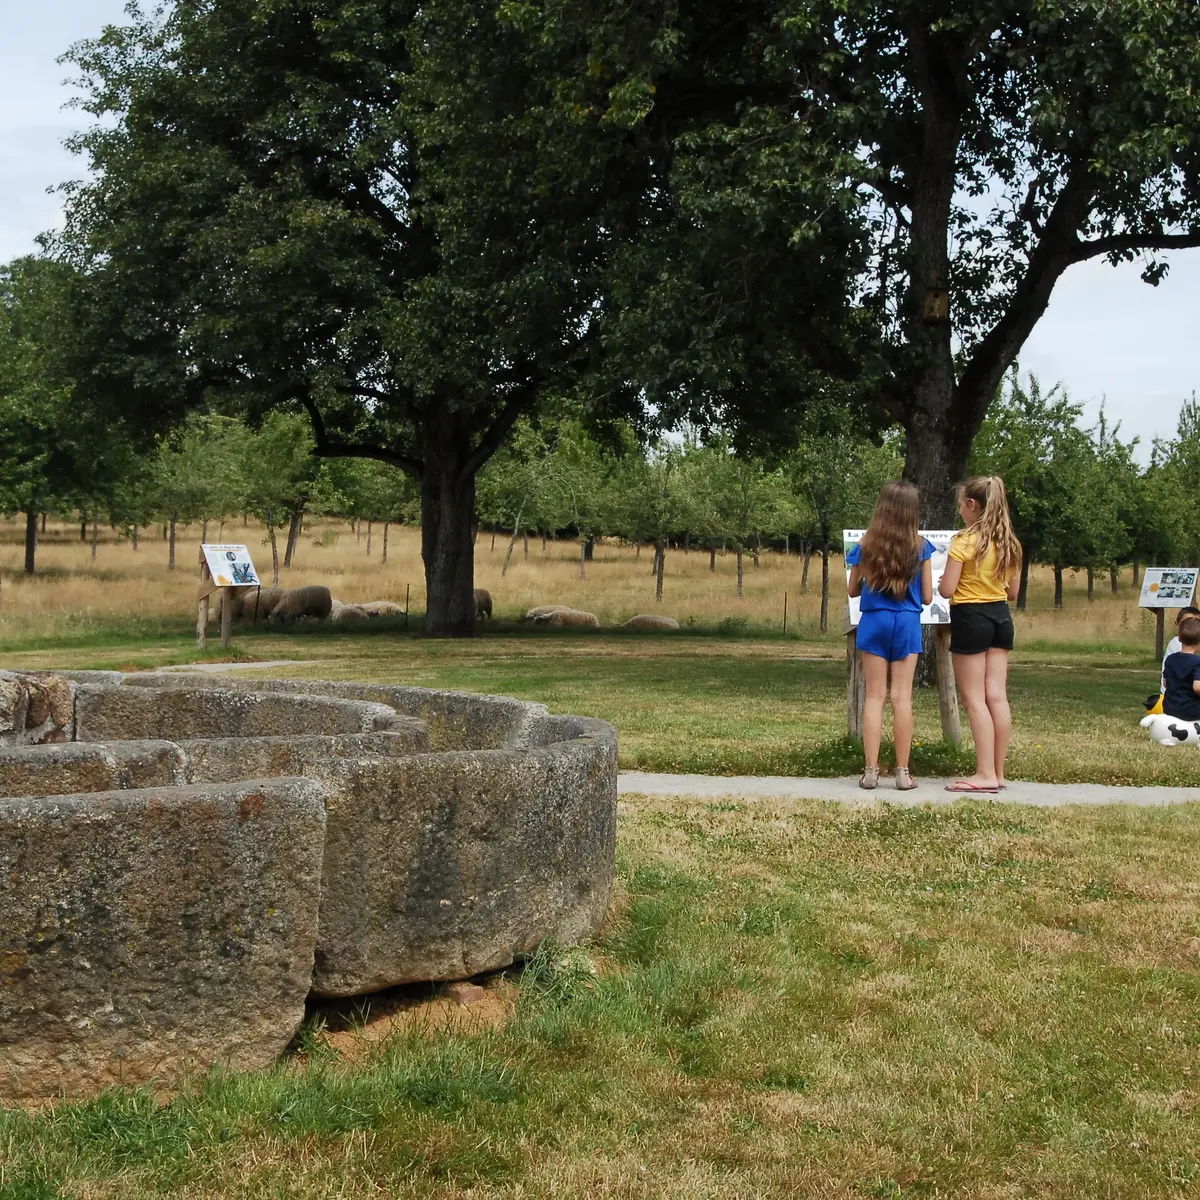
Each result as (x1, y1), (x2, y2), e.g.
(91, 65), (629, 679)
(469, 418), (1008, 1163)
(857, 609), (923, 662)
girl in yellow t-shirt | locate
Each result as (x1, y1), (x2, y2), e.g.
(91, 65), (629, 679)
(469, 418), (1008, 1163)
(937, 475), (1022, 794)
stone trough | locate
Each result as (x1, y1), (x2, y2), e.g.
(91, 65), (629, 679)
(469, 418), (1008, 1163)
(0, 670), (617, 1103)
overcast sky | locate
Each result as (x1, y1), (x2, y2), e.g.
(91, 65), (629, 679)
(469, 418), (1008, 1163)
(4, 0), (1198, 455)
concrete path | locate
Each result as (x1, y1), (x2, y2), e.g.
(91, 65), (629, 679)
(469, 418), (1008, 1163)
(619, 771), (1200, 808)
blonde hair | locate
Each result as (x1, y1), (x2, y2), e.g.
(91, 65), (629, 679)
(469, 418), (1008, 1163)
(957, 475), (1021, 580)
(858, 481), (922, 601)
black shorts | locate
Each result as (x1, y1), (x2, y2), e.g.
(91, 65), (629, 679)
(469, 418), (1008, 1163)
(949, 601), (1014, 655)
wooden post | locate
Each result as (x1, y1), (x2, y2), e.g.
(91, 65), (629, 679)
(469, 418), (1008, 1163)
(197, 547), (212, 650)
(933, 626), (962, 744)
(404, 583), (410, 630)
(846, 629), (865, 739)
(220, 586), (234, 648)
(1155, 608), (1165, 661)
(783, 591), (788, 636)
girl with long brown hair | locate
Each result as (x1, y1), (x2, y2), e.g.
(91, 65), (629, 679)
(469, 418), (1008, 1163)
(846, 481), (934, 790)
(937, 475), (1022, 793)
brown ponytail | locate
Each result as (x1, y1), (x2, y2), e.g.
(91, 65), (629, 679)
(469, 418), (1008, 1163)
(957, 475), (1021, 580)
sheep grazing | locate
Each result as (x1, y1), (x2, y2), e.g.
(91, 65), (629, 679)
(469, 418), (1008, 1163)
(358, 600), (406, 618)
(231, 586), (284, 622)
(524, 604), (569, 621)
(268, 585), (333, 625)
(622, 614), (680, 632)
(534, 608), (600, 629)
(474, 588), (493, 620)
(331, 603), (369, 622)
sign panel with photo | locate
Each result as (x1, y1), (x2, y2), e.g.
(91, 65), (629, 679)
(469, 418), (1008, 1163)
(201, 544), (261, 589)
(843, 529), (957, 627)
(1137, 567), (1199, 609)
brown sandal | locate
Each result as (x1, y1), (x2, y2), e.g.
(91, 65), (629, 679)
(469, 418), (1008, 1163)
(859, 766), (879, 790)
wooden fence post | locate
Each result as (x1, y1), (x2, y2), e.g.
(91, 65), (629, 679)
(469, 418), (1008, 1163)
(846, 629), (865, 739)
(933, 625), (962, 744)
(220, 586), (234, 648)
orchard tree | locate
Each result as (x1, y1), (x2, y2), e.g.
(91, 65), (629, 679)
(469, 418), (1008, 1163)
(809, 1), (1200, 518)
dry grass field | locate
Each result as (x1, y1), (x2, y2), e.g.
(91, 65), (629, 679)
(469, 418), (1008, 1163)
(0, 515), (1166, 647)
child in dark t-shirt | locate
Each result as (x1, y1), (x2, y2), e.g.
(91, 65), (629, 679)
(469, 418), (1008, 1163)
(1162, 615), (1200, 722)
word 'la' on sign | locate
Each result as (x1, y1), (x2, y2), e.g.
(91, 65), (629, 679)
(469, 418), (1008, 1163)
(201, 544), (261, 589)
(1137, 567), (1199, 609)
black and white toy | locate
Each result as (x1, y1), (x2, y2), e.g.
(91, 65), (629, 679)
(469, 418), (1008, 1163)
(1139, 714), (1200, 746)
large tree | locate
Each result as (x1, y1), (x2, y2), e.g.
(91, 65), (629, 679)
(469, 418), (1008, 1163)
(58, 0), (866, 633)
(806, 0), (1200, 518)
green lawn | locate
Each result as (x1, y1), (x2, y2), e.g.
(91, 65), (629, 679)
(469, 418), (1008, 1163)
(1, 621), (1190, 785)
(4, 797), (1199, 1198)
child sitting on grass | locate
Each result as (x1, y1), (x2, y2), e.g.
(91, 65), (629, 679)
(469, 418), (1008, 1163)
(1162, 615), (1200, 722)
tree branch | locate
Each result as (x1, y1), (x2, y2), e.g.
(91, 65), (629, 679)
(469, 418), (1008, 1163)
(460, 382), (538, 483)
(297, 390), (422, 478)
(1070, 230), (1200, 262)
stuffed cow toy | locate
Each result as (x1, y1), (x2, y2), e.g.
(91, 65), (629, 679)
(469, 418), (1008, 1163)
(1140, 714), (1200, 746)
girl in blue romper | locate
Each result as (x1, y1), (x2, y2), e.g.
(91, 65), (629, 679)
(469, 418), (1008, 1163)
(846, 481), (934, 791)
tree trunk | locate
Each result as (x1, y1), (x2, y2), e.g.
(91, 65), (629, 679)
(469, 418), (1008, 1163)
(80, 517), (87, 542)
(1086, 566), (1095, 601)
(355, 519), (361, 543)
(1109, 565), (1118, 594)
(540, 531), (546, 552)
(40, 513), (46, 534)
(584, 536), (595, 562)
(267, 520), (280, 586)
(1017, 555), (1030, 611)
(501, 500), (526, 578)
(366, 520), (373, 556)
(1133, 555), (1141, 587)
(736, 548), (744, 598)
(490, 530), (496, 551)
(1053, 563), (1064, 609)
(90, 517), (98, 560)
(201, 518), (208, 543)
(284, 509), (302, 568)
(168, 515), (177, 570)
(579, 537), (587, 580)
(752, 530), (761, 568)
(382, 522), (389, 565)
(420, 431), (478, 637)
(132, 525), (139, 551)
(801, 542), (812, 594)
(655, 538), (665, 602)
(525, 532), (530, 557)
(709, 545), (716, 572)
(24, 510), (37, 575)
(819, 537), (830, 632)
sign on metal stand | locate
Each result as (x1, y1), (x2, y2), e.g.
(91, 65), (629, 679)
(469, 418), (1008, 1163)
(197, 544), (262, 650)
(843, 529), (961, 744)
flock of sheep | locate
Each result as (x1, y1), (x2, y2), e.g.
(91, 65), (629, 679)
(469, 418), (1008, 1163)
(229, 585), (680, 632)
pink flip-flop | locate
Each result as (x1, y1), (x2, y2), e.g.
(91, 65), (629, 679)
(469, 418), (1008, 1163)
(944, 780), (1000, 794)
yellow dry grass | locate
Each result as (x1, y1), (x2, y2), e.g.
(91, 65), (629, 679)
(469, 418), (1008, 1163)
(0, 516), (1166, 647)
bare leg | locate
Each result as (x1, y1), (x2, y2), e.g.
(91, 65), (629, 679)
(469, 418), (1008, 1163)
(985, 649), (1012, 785)
(952, 652), (997, 787)
(862, 652), (889, 770)
(888, 653), (919, 770)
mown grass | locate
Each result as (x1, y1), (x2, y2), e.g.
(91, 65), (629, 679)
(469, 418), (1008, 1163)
(1, 622), (1189, 786)
(4, 797), (1199, 1198)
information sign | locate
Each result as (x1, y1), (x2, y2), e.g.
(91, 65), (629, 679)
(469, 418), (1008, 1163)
(1137, 567), (1199, 609)
(200, 544), (261, 589)
(843, 529), (957, 627)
